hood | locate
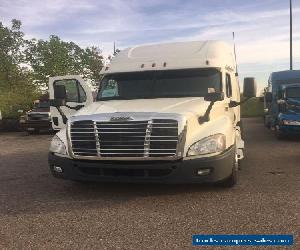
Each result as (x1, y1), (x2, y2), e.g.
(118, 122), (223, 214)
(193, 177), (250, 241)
(74, 97), (210, 119)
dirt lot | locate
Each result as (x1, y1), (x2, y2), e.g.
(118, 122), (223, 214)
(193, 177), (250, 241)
(0, 118), (299, 249)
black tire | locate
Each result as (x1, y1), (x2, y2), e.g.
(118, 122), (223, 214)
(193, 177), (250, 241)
(71, 180), (90, 185)
(218, 151), (238, 188)
(28, 129), (39, 135)
(264, 116), (271, 128)
(275, 126), (285, 140)
(219, 167), (238, 188)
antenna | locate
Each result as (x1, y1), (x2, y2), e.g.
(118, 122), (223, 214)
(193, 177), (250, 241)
(113, 41), (116, 55)
(290, 0), (293, 70)
(232, 32), (238, 76)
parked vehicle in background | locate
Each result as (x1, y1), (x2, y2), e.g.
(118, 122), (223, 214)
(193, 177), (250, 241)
(264, 70), (300, 139)
(48, 40), (256, 187)
(19, 94), (52, 134)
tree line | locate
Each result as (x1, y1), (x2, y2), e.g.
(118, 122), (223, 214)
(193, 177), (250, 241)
(0, 19), (104, 119)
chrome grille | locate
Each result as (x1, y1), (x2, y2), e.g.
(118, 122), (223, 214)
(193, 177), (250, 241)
(70, 119), (178, 158)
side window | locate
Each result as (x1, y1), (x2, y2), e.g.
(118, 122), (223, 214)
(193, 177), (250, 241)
(54, 79), (86, 103)
(226, 73), (232, 97)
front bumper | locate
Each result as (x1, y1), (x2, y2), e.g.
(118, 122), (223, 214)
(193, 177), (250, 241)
(277, 113), (300, 134)
(48, 146), (235, 184)
(278, 124), (300, 134)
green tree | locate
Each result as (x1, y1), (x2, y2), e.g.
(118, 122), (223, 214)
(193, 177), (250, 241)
(0, 19), (104, 119)
(27, 36), (104, 88)
(0, 19), (27, 87)
(82, 46), (104, 82)
(0, 19), (40, 119)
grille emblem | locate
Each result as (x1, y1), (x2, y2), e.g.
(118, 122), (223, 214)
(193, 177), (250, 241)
(110, 116), (133, 122)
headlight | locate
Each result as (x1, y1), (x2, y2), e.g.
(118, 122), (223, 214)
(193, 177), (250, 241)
(282, 120), (300, 125)
(49, 135), (67, 155)
(19, 115), (26, 123)
(187, 134), (226, 156)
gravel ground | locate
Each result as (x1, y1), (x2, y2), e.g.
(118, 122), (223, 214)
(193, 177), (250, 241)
(0, 118), (299, 249)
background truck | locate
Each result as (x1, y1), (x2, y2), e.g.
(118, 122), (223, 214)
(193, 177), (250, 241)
(19, 93), (52, 134)
(48, 40), (256, 187)
(264, 70), (300, 139)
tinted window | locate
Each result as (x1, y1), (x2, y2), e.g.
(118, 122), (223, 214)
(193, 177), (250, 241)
(286, 87), (300, 98)
(79, 84), (87, 102)
(97, 69), (221, 101)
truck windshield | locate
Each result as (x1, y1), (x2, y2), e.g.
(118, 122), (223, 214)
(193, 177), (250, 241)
(34, 102), (50, 109)
(286, 87), (300, 99)
(97, 68), (221, 101)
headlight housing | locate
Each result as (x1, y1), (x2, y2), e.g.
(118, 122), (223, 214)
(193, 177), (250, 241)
(282, 120), (300, 125)
(49, 135), (67, 155)
(187, 134), (226, 156)
(19, 115), (27, 123)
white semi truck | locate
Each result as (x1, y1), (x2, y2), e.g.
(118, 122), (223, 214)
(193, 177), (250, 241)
(48, 40), (256, 187)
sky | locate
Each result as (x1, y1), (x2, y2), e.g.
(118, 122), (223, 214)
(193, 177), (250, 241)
(1, 0), (300, 92)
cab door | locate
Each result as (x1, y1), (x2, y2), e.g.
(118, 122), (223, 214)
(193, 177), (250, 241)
(224, 72), (237, 125)
(49, 75), (93, 130)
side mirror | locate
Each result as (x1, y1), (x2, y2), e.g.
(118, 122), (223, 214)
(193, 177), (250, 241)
(53, 85), (66, 106)
(204, 92), (224, 102)
(265, 92), (272, 102)
(243, 77), (257, 98)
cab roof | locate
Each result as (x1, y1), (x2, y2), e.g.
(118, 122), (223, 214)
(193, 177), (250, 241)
(102, 40), (236, 74)
(269, 70), (300, 83)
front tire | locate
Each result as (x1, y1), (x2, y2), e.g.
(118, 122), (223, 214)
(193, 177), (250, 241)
(264, 116), (271, 128)
(218, 149), (238, 188)
(275, 125), (285, 140)
(28, 129), (39, 135)
(220, 165), (238, 188)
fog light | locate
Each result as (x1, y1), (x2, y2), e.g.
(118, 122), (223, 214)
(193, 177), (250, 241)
(197, 169), (211, 176)
(53, 165), (63, 173)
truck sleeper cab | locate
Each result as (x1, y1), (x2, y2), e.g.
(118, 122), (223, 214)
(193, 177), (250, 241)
(48, 41), (256, 187)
